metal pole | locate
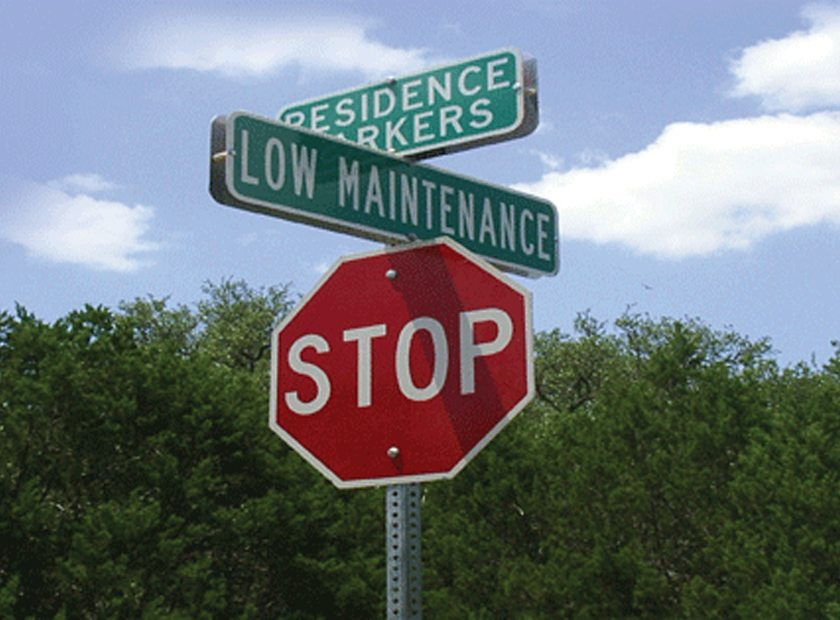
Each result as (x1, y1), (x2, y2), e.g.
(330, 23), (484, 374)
(386, 483), (422, 618)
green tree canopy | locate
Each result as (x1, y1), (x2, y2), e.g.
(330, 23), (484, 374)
(423, 314), (840, 619)
(0, 284), (382, 619)
(3, 288), (840, 618)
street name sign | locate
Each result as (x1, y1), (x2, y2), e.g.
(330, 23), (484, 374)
(277, 48), (538, 159)
(269, 238), (534, 489)
(209, 111), (558, 277)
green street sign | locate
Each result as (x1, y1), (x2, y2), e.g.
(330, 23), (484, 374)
(277, 49), (538, 159)
(210, 111), (558, 277)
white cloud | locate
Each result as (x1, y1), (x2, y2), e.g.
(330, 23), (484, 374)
(1, 175), (160, 272)
(730, 3), (840, 111)
(530, 149), (564, 171)
(516, 5), (840, 260)
(515, 112), (840, 258)
(115, 11), (432, 80)
(49, 173), (119, 194)
(313, 260), (332, 276)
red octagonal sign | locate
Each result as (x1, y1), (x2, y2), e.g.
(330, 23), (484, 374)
(270, 238), (534, 488)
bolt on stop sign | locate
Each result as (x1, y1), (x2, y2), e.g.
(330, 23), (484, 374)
(270, 237), (534, 488)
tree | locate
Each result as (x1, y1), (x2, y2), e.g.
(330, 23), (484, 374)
(195, 278), (295, 373)
(423, 313), (784, 618)
(0, 288), (383, 618)
(697, 355), (840, 618)
(119, 278), (295, 374)
(5, 291), (840, 618)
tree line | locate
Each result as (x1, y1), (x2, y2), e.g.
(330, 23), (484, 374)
(2, 280), (839, 618)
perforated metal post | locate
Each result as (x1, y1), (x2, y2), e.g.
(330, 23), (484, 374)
(386, 483), (422, 618)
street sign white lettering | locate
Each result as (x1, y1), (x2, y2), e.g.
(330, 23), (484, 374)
(218, 112), (558, 277)
(284, 308), (514, 414)
(333, 154), (552, 259)
(277, 49), (535, 158)
(460, 308), (513, 395)
(285, 334), (331, 415)
(343, 324), (388, 408)
(240, 128), (319, 200)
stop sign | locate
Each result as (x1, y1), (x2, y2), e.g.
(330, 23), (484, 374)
(269, 237), (534, 488)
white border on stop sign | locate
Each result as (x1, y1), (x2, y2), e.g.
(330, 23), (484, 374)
(268, 236), (535, 489)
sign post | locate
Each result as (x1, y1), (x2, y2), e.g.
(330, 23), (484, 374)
(387, 483), (422, 618)
(210, 49), (552, 618)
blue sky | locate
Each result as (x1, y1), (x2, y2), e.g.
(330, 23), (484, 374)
(2, 0), (839, 367)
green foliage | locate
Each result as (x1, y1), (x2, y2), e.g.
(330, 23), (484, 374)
(196, 278), (295, 373)
(709, 361), (840, 618)
(119, 277), (295, 374)
(0, 285), (381, 618)
(3, 286), (840, 618)
(424, 313), (840, 618)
